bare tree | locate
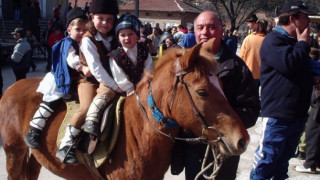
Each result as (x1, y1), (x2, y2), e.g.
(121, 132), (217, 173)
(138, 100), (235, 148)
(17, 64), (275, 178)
(195, 0), (262, 32)
(194, 0), (319, 32)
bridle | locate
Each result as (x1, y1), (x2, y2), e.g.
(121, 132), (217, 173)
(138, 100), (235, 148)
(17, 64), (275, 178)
(135, 66), (225, 179)
(135, 67), (222, 144)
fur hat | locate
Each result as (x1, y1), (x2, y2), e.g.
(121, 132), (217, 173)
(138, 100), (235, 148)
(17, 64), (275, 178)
(115, 14), (141, 37)
(90, 0), (119, 15)
(66, 7), (88, 26)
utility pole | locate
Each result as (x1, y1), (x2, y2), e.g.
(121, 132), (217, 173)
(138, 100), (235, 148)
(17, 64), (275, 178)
(135, 0), (139, 17)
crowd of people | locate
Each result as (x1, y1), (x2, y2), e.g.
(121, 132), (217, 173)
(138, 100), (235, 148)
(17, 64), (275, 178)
(0, 0), (320, 179)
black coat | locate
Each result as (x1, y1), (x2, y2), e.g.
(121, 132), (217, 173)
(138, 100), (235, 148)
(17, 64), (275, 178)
(217, 42), (260, 128)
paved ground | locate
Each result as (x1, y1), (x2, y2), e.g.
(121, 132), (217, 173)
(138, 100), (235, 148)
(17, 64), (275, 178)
(0, 59), (319, 179)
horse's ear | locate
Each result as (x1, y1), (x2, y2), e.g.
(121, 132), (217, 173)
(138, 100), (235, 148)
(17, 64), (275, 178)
(179, 41), (203, 69)
(199, 38), (216, 61)
(179, 38), (217, 69)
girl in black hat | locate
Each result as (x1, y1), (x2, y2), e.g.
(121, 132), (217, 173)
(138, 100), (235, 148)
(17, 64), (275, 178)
(67, 0), (122, 143)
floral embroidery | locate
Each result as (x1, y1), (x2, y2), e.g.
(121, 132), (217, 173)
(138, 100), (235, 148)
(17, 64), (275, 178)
(115, 42), (148, 84)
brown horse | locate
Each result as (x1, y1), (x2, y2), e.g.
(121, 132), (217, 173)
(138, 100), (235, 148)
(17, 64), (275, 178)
(0, 38), (249, 180)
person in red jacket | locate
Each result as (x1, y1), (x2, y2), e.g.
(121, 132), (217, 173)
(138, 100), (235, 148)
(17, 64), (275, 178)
(47, 27), (64, 49)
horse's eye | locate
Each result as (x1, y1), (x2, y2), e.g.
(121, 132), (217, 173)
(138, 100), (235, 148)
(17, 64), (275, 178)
(196, 89), (209, 97)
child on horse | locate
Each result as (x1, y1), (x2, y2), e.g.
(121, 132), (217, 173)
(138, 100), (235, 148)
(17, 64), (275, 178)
(107, 14), (153, 97)
(24, 7), (88, 149)
(55, 0), (121, 164)
(82, 13), (153, 137)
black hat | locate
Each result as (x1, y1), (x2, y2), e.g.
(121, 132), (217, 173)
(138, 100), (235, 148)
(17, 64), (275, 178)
(90, 0), (119, 15)
(11, 27), (25, 37)
(280, 0), (316, 15)
(115, 14), (141, 37)
(66, 7), (88, 26)
(246, 14), (258, 22)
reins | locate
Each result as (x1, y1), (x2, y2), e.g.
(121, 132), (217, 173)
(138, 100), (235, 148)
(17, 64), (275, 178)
(134, 67), (225, 180)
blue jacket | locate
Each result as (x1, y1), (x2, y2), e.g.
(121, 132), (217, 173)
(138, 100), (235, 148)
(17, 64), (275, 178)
(51, 36), (79, 95)
(260, 27), (313, 119)
(179, 32), (196, 48)
(224, 36), (238, 55)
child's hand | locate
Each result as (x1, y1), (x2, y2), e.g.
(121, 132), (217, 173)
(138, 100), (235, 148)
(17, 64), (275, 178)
(115, 87), (124, 94)
(81, 66), (91, 77)
(127, 90), (135, 97)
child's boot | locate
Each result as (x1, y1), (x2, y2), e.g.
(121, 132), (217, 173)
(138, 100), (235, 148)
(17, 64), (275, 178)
(56, 125), (81, 164)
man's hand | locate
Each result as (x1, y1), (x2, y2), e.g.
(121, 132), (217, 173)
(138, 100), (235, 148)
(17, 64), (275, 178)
(296, 26), (311, 45)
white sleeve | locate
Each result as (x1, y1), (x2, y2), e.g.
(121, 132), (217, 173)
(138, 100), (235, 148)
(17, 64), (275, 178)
(66, 46), (81, 70)
(109, 57), (135, 94)
(80, 37), (119, 90)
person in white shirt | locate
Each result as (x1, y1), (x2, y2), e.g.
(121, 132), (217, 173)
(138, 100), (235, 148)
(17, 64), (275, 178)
(78, 0), (123, 138)
(24, 7), (88, 154)
(55, 0), (120, 165)
(82, 13), (153, 137)
(110, 14), (153, 95)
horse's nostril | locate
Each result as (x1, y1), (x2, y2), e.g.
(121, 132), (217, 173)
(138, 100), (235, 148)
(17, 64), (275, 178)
(238, 138), (247, 150)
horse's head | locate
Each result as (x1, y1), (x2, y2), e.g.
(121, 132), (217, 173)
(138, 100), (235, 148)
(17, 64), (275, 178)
(150, 38), (249, 155)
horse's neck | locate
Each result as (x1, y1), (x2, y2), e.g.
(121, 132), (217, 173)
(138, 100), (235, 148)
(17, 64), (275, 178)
(124, 94), (175, 152)
(119, 95), (176, 177)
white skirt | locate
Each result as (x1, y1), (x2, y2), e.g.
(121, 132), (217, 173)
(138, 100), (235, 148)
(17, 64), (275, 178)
(37, 72), (64, 102)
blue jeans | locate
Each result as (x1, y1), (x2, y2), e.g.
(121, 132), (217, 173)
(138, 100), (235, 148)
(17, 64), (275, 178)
(250, 117), (306, 180)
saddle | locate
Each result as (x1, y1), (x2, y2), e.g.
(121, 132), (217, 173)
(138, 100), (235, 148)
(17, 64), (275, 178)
(56, 95), (124, 168)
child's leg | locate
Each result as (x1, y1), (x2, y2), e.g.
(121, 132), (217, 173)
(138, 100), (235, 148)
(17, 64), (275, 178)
(24, 99), (62, 149)
(69, 81), (98, 128)
(56, 125), (81, 164)
(82, 83), (116, 136)
(56, 81), (97, 164)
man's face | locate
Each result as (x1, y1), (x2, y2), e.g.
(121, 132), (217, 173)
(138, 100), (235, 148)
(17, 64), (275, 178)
(153, 28), (159, 35)
(13, 34), (19, 40)
(194, 12), (223, 44)
(247, 22), (256, 29)
(292, 12), (310, 34)
(171, 27), (177, 34)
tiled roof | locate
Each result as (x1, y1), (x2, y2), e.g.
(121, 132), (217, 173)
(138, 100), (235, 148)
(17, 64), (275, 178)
(119, 0), (202, 13)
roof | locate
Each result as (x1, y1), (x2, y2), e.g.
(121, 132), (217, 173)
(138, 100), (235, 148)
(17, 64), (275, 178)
(119, 0), (202, 13)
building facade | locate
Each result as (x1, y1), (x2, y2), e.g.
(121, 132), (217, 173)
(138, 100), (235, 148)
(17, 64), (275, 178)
(119, 0), (202, 29)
